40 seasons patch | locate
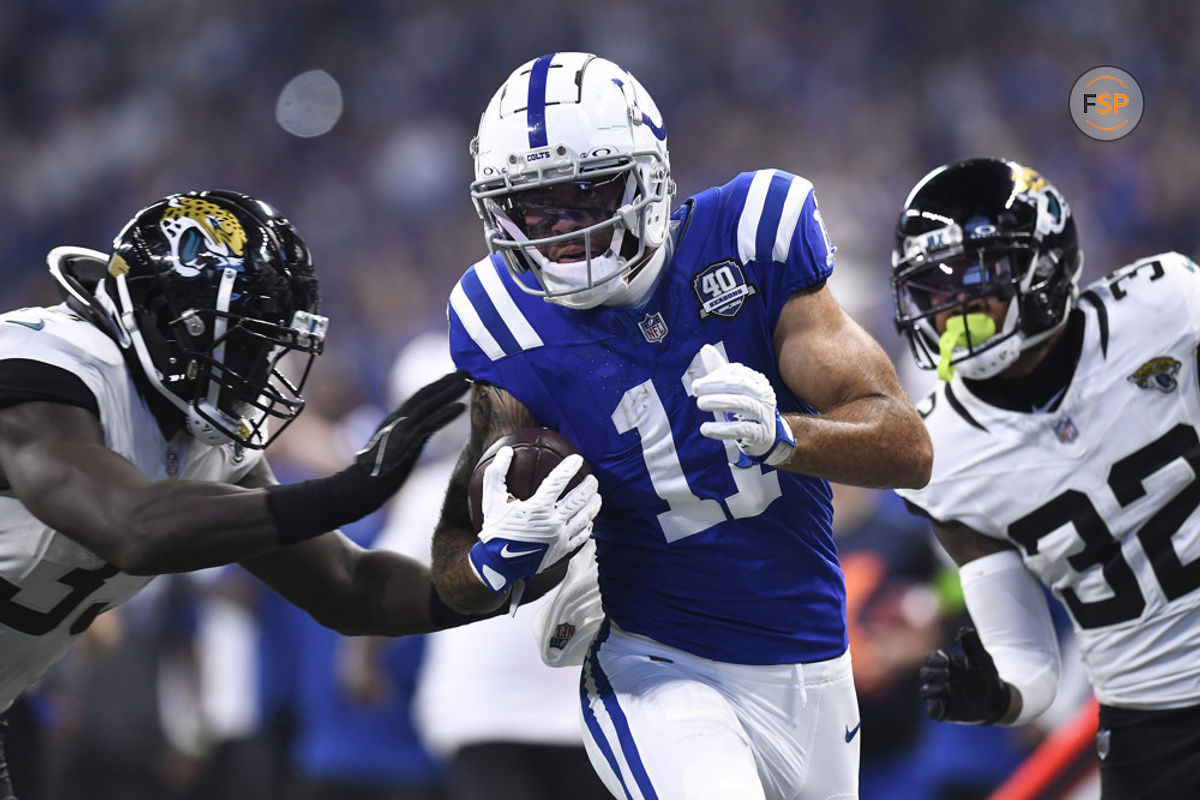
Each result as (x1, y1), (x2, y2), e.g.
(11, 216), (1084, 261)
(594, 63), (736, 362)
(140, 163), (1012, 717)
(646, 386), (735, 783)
(693, 260), (758, 320)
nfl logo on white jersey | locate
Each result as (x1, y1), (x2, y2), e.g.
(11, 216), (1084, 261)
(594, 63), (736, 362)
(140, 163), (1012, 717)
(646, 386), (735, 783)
(638, 312), (668, 344)
(1051, 415), (1078, 443)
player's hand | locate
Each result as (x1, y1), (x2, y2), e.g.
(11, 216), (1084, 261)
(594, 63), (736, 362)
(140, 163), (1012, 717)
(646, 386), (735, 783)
(347, 369), (470, 511)
(468, 446), (601, 593)
(693, 344), (795, 468)
(919, 627), (1012, 725)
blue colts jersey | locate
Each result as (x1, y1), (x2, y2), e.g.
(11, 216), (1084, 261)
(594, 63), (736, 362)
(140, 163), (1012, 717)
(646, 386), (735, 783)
(448, 170), (848, 665)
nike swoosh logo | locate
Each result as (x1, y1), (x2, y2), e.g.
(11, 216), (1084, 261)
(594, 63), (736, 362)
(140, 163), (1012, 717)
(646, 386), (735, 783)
(6, 319), (45, 331)
(500, 543), (542, 559)
(844, 721), (861, 743)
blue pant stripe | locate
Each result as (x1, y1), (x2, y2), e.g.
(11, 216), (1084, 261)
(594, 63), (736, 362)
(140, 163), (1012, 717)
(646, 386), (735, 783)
(582, 620), (659, 799)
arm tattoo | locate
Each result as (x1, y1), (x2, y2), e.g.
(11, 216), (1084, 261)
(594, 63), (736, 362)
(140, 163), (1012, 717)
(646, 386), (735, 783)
(431, 381), (540, 612)
(932, 519), (1018, 566)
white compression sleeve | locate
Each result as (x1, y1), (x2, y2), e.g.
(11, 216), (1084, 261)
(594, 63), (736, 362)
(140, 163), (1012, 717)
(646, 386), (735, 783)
(959, 549), (1061, 725)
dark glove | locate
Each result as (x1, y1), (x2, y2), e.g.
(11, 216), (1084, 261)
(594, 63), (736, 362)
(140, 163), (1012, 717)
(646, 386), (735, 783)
(352, 369), (471, 499)
(266, 369), (469, 543)
(919, 626), (1011, 725)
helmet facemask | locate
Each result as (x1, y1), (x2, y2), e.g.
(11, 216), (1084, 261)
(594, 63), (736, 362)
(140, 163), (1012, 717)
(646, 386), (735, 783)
(895, 242), (1030, 380)
(476, 152), (669, 308)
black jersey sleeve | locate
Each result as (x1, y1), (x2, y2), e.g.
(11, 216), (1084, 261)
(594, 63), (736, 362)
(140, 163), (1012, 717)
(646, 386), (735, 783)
(0, 359), (100, 418)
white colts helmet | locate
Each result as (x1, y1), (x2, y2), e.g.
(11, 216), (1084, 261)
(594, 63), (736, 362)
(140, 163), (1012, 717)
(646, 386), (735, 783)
(470, 52), (675, 309)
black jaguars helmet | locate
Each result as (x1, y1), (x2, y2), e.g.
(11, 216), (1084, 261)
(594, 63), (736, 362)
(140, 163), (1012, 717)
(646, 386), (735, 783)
(891, 158), (1082, 381)
(51, 190), (328, 448)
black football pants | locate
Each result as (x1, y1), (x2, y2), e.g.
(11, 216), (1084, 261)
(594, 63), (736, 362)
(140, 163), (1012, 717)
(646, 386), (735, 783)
(1098, 702), (1200, 799)
(0, 714), (16, 800)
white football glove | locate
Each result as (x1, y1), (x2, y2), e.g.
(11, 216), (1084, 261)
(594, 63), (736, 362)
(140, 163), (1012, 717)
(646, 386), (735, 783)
(693, 344), (795, 468)
(468, 446), (602, 593)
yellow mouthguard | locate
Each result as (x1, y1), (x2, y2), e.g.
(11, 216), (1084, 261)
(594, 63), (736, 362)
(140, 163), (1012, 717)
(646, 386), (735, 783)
(937, 313), (996, 381)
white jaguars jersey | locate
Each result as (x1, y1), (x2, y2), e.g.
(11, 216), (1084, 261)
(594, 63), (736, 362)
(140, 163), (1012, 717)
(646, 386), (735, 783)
(899, 252), (1200, 709)
(0, 303), (262, 711)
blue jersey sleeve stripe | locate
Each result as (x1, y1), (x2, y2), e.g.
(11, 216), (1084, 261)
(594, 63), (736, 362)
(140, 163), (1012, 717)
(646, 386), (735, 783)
(736, 170), (775, 265)
(526, 54), (554, 149)
(755, 171), (793, 264)
(476, 258), (544, 351)
(449, 281), (507, 361)
(772, 176), (814, 263)
(460, 268), (525, 358)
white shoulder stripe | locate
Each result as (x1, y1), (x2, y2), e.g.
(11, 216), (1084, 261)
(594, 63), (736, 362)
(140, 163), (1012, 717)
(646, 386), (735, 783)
(449, 282), (506, 361)
(736, 170), (776, 265)
(475, 258), (543, 351)
(772, 176), (813, 263)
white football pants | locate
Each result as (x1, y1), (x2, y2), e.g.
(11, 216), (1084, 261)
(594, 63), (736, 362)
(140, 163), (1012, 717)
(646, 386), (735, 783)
(580, 620), (860, 800)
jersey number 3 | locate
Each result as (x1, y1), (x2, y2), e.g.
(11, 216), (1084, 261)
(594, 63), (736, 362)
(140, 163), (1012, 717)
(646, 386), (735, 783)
(1009, 423), (1200, 629)
(0, 561), (117, 636)
(611, 341), (782, 542)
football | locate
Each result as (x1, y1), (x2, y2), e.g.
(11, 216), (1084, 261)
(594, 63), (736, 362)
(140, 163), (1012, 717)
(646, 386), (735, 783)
(467, 427), (590, 533)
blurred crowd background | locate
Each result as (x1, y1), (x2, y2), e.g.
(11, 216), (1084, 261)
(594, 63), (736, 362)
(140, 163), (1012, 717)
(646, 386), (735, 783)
(3, 0), (1198, 797)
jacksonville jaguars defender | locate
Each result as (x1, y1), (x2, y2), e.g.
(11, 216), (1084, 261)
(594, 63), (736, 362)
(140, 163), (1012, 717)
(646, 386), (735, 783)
(430, 52), (931, 800)
(0, 190), (598, 800)
(893, 158), (1200, 799)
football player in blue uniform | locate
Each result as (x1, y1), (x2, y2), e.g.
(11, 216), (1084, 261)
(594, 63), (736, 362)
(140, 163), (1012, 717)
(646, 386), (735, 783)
(0, 190), (597, 800)
(430, 52), (932, 800)
(895, 158), (1200, 799)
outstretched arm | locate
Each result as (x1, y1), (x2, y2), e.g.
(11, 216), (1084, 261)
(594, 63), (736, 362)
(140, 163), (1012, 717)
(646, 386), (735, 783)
(772, 284), (932, 488)
(238, 458), (568, 636)
(0, 401), (284, 574)
(0, 370), (468, 576)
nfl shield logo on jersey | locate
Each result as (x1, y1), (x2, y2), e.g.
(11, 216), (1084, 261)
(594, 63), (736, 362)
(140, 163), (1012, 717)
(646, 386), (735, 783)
(638, 312), (669, 344)
(693, 260), (758, 320)
(1052, 415), (1078, 444)
(550, 622), (577, 651)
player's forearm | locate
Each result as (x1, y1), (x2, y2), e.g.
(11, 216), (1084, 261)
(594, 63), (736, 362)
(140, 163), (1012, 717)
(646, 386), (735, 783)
(778, 395), (932, 488)
(349, 545), (568, 634)
(330, 548), (470, 635)
(431, 523), (509, 614)
(98, 481), (288, 574)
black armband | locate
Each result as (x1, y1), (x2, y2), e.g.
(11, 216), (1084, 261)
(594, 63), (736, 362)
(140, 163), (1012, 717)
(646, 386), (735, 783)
(427, 584), (498, 630)
(264, 467), (376, 546)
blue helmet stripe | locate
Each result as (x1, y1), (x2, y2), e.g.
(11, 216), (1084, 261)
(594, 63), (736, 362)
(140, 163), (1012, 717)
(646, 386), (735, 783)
(526, 54), (554, 149)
